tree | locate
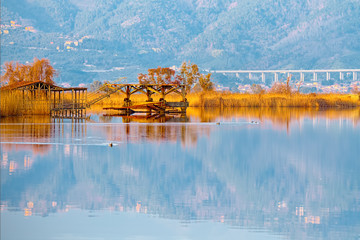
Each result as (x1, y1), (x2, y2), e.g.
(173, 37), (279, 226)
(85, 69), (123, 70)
(199, 73), (213, 91)
(0, 58), (57, 86)
(178, 61), (214, 92)
(29, 58), (57, 84)
(1, 62), (16, 86)
(269, 75), (292, 94)
(138, 67), (179, 85)
(89, 80), (103, 92)
(178, 61), (201, 92)
(138, 62), (214, 92)
(250, 84), (264, 94)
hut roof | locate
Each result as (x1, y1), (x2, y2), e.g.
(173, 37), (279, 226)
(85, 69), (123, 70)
(0, 80), (62, 91)
(0, 80), (87, 91)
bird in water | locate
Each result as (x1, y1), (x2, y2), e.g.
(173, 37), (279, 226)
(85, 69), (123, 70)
(109, 143), (113, 147)
(216, 122), (220, 125)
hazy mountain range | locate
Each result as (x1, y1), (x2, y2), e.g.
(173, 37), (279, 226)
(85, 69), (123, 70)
(1, 0), (360, 85)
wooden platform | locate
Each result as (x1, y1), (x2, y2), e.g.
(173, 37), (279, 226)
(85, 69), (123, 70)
(103, 101), (189, 115)
(51, 106), (86, 118)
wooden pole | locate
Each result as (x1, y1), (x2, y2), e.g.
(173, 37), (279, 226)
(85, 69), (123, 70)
(72, 89), (74, 118)
(48, 86), (51, 115)
(22, 90), (25, 111)
(146, 89), (153, 102)
(62, 90), (64, 118)
(161, 86), (165, 102)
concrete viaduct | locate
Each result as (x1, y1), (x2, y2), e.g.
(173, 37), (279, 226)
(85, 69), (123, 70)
(211, 69), (360, 83)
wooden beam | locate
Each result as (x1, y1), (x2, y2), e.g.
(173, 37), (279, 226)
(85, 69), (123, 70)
(164, 86), (181, 96)
(116, 88), (127, 95)
(146, 86), (161, 94)
(130, 86), (144, 95)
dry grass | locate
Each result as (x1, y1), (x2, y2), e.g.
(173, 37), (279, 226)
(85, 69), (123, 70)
(186, 92), (360, 109)
(89, 91), (360, 110)
(2, 89), (359, 117)
(0, 90), (50, 117)
(0, 91), (23, 117)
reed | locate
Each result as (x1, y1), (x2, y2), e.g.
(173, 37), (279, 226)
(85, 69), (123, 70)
(89, 91), (359, 109)
(0, 90), (51, 117)
(0, 91), (23, 117)
(187, 92), (360, 109)
(2, 90), (359, 117)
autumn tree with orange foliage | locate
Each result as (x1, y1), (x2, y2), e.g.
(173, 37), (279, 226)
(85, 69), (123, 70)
(198, 73), (213, 91)
(1, 58), (57, 86)
(138, 67), (181, 85)
(176, 61), (213, 92)
(138, 62), (213, 92)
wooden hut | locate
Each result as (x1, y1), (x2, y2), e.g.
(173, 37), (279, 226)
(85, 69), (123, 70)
(0, 80), (87, 118)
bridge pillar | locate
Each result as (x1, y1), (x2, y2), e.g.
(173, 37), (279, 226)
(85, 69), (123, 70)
(326, 72), (330, 81)
(313, 72), (317, 81)
(353, 72), (357, 81)
(340, 72), (344, 80)
(300, 72), (304, 82)
(261, 73), (265, 83)
(274, 73), (278, 82)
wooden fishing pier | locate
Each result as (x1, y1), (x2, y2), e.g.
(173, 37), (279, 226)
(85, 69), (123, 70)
(97, 83), (189, 115)
(1, 81), (188, 118)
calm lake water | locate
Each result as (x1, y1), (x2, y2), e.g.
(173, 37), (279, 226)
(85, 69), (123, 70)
(1, 107), (360, 240)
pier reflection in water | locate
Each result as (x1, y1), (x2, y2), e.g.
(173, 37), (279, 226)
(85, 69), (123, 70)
(1, 107), (360, 240)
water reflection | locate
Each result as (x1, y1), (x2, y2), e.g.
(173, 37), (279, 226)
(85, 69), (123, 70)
(188, 107), (360, 133)
(103, 114), (189, 123)
(1, 108), (360, 239)
(0, 116), (86, 155)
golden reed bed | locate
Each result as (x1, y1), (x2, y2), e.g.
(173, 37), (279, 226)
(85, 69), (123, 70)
(188, 92), (360, 108)
(0, 91), (51, 117)
(91, 92), (360, 108)
(1, 90), (359, 117)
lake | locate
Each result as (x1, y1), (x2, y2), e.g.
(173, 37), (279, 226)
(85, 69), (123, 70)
(1, 107), (360, 240)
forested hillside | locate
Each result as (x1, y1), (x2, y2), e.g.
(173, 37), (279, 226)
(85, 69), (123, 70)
(1, 0), (359, 85)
